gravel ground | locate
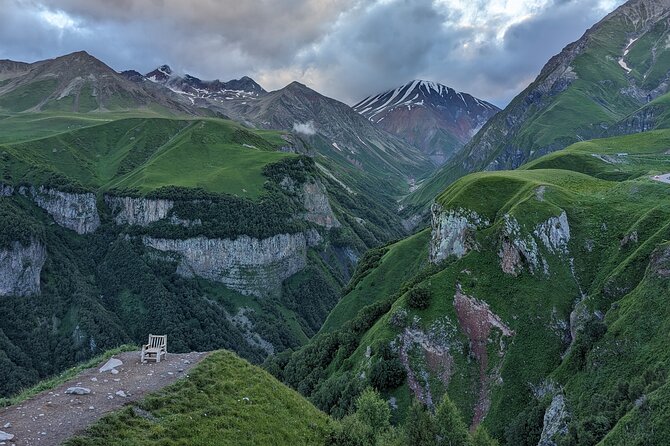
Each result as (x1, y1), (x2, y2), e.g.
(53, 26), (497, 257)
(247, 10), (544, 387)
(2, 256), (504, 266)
(0, 350), (208, 446)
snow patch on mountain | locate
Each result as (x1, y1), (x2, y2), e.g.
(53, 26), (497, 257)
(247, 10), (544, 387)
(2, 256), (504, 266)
(354, 80), (497, 123)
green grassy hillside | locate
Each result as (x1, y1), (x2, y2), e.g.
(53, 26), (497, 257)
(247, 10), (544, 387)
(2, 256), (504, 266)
(1, 116), (291, 198)
(406, 0), (670, 213)
(65, 350), (333, 446)
(269, 129), (670, 445)
(319, 230), (430, 334)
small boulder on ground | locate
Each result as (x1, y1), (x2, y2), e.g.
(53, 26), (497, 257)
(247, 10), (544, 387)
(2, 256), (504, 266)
(65, 387), (91, 395)
(99, 358), (123, 373)
(0, 431), (14, 441)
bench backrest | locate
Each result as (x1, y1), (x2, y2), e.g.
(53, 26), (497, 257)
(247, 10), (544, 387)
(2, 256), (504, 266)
(148, 334), (167, 349)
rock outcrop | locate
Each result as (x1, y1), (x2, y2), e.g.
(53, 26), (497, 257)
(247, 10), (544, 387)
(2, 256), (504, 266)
(429, 204), (489, 263)
(280, 176), (340, 229)
(538, 393), (569, 446)
(30, 187), (100, 234)
(301, 181), (340, 229)
(398, 319), (462, 410)
(499, 211), (570, 276)
(142, 233), (307, 297)
(535, 212), (570, 254)
(453, 286), (514, 427)
(0, 183), (13, 197)
(0, 239), (46, 296)
(650, 244), (670, 278)
(499, 214), (542, 274)
(105, 196), (174, 226)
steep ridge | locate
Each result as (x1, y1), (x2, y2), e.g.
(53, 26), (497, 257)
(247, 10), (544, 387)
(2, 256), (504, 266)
(409, 0), (670, 210)
(268, 129), (670, 445)
(0, 52), (193, 114)
(354, 80), (499, 164)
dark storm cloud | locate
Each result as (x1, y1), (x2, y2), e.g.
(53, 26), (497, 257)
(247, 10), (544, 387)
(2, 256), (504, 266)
(305, 0), (624, 105)
(0, 0), (625, 106)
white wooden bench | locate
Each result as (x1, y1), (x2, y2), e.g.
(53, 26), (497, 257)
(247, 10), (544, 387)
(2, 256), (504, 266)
(141, 334), (167, 363)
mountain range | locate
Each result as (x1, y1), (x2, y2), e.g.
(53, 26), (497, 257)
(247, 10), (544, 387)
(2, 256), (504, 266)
(0, 51), (192, 114)
(2, 0), (670, 444)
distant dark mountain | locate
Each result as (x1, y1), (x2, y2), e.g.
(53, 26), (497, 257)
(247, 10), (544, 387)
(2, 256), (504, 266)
(0, 51), (193, 113)
(354, 80), (499, 164)
(141, 65), (265, 105)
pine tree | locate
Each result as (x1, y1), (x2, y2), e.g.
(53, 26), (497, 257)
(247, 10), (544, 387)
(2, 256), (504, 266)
(405, 400), (437, 446)
(472, 426), (499, 446)
(435, 394), (471, 446)
(355, 387), (391, 435)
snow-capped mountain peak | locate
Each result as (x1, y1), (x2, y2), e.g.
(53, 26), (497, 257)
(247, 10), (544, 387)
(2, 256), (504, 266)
(353, 80), (500, 164)
(354, 80), (497, 121)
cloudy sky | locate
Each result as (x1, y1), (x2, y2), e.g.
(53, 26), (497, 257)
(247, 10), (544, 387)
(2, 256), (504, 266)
(0, 0), (625, 106)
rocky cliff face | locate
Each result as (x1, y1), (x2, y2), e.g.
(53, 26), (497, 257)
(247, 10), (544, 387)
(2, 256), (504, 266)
(399, 324), (458, 409)
(454, 286), (514, 426)
(142, 233), (307, 297)
(429, 204), (489, 263)
(29, 187), (100, 234)
(535, 212), (571, 255)
(0, 239), (46, 296)
(301, 181), (340, 229)
(499, 211), (570, 276)
(104, 195), (174, 226)
(279, 176), (341, 229)
(538, 393), (569, 446)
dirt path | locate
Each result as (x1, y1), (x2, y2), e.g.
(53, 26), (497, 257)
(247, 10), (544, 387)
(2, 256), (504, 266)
(0, 350), (208, 446)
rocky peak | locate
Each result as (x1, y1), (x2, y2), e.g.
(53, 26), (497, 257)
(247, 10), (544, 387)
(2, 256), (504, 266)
(283, 81), (313, 95)
(355, 80), (498, 122)
(224, 76), (265, 94)
(146, 65), (173, 82)
(119, 70), (145, 82)
(354, 80), (499, 163)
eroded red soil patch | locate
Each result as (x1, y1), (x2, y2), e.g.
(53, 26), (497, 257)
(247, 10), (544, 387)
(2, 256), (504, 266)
(454, 285), (513, 427)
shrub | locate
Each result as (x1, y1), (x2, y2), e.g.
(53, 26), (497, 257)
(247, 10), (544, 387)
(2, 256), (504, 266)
(370, 357), (406, 391)
(407, 285), (431, 310)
